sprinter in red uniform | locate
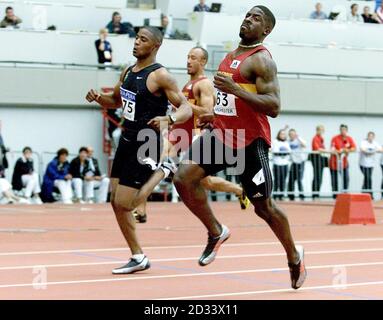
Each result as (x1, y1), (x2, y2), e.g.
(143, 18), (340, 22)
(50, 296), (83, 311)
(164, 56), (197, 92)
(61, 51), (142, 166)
(174, 6), (307, 289)
(130, 47), (250, 214)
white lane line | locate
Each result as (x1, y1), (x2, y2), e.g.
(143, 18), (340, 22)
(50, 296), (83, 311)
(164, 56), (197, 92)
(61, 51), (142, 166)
(159, 281), (383, 300)
(1, 261), (383, 289)
(2, 237), (383, 256)
(1, 248), (383, 271)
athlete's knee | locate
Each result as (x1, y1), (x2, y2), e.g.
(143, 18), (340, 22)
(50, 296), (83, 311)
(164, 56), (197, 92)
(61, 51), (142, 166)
(253, 199), (274, 222)
(113, 197), (134, 214)
(174, 164), (203, 188)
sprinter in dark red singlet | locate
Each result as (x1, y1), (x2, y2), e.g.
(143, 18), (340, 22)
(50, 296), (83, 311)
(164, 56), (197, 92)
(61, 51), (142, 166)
(130, 47), (250, 212)
(174, 6), (307, 289)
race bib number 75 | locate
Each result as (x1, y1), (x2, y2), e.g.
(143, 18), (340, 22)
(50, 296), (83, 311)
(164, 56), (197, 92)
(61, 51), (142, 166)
(214, 90), (237, 116)
(120, 87), (136, 121)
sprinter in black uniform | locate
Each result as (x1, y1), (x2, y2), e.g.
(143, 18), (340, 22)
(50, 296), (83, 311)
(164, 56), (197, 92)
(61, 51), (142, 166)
(86, 27), (192, 274)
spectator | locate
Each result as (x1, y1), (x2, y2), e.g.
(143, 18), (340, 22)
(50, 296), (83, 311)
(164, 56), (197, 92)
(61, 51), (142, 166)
(287, 129), (306, 201)
(106, 11), (135, 37)
(362, 6), (380, 23)
(376, 2), (383, 23)
(272, 128), (291, 201)
(86, 146), (110, 203)
(329, 124), (356, 198)
(161, 14), (174, 39)
(310, 125), (328, 199)
(0, 131), (9, 178)
(41, 148), (73, 204)
(310, 2), (328, 20)
(70, 147), (93, 203)
(347, 4), (362, 22)
(194, 0), (210, 12)
(359, 132), (381, 198)
(0, 7), (22, 29)
(0, 177), (28, 204)
(95, 29), (112, 65)
(11, 147), (42, 204)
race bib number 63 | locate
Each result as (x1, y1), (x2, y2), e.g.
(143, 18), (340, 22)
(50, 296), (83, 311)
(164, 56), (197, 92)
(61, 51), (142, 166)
(120, 87), (136, 121)
(214, 90), (237, 116)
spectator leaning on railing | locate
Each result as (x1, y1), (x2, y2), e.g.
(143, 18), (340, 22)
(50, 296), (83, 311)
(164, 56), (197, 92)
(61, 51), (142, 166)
(376, 2), (383, 23)
(193, 0), (210, 12)
(310, 2), (328, 20)
(0, 6), (22, 28)
(362, 6), (380, 23)
(347, 3), (362, 22)
(287, 129), (306, 201)
(272, 127), (291, 201)
(359, 132), (381, 198)
(106, 11), (135, 37)
(329, 124), (356, 198)
(11, 147), (42, 204)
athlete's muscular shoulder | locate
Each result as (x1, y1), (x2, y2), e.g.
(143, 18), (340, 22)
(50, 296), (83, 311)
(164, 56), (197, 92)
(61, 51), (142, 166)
(119, 66), (130, 83)
(193, 77), (214, 98)
(241, 50), (277, 83)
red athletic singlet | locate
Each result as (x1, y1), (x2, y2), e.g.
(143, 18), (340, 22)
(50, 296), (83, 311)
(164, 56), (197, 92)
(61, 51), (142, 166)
(169, 77), (206, 151)
(213, 46), (272, 149)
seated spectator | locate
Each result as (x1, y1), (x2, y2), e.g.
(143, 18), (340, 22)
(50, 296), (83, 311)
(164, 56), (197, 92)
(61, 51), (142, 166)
(106, 11), (135, 37)
(362, 6), (380, 23)
(310, 2), (328, 20)
(95, 28), (112, 65)
(272, 127), (291, 201)
(41, 148), (73, 204)
(0, 131), (9, 178)
(347, 4), (362, 22)
(194, 0), (210, 12)
(70, 147), (92, 203)
(376, 2), (383, 23)
(0, 7), (22, 29)
(161, 14), (174, 39)
(11, 147), (42, 204)
(0, 177), (28, 204)
(86, 146), (110, 203)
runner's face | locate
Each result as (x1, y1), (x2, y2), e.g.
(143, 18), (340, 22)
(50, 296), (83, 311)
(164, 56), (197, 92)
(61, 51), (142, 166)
(133, 29), (158, 58)
(187, 48), (205, 75)
(240, 7), (268, 41)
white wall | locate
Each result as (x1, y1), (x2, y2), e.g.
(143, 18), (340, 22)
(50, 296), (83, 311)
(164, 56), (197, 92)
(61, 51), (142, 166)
(0, 29), (194, 67)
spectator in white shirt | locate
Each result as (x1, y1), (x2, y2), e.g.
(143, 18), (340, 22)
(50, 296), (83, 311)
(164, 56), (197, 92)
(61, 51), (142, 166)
(347, 3), (362, 22)
(359, 132), (381, 198)
(272, 128), (291, 200)
(287, 129), (306, 201)
(0, 177), (29, 204)
(86, 146), (110, 203)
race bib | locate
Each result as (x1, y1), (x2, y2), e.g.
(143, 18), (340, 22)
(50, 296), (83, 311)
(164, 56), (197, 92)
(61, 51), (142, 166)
(120, 87), (136, 121)
(214, 90), (237, 116)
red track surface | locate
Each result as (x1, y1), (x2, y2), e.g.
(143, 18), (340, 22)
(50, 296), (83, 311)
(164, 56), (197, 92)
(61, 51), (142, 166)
(0, 201), (383, 300)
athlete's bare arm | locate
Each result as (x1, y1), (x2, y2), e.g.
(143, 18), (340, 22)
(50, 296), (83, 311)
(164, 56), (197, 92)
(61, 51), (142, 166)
(213, 51), (280, 118)
(191, 79), (215, 116)
(148, 69), (192, 130)
(85, 68), (127, 109)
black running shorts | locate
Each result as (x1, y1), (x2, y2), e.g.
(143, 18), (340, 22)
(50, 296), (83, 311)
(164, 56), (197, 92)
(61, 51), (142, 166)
(111, 134), (161, 189)
(183, 130), (272, 201)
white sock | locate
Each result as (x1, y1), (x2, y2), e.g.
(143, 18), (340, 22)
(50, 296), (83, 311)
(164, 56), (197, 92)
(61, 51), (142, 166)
(132, 254), (145, 262)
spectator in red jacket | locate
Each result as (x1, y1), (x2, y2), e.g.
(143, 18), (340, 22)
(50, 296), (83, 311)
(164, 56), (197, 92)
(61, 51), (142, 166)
(329, 124), (356, 198)
(310, 125), (329, 199)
